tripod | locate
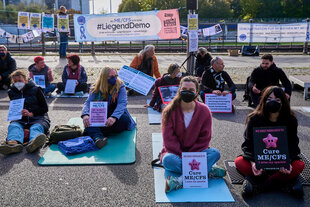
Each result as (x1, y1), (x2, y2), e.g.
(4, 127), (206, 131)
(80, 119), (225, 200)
(180, 52), (196, 76)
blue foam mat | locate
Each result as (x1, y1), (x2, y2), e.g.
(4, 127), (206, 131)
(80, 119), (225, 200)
(147, 99), (161, 125)
(152, 133), (234, 203)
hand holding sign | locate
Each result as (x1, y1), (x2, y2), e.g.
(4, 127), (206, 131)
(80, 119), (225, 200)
(251, 161), (263, 176)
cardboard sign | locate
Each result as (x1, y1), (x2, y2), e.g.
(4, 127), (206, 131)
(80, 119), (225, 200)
(90, 101), (108, 127)
(64, 79), (77, 94)
(253, 126), (290, 170)
(182, 152), (208, 189)
(158, 85), (179, 104)
(7, 98), (25, 122)
(204, 93), (232, 113)
(33, 75), (46, 88)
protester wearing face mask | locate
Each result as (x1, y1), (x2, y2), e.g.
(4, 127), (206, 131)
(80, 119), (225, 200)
(159, 76), (226, 193)
(235, 86), (305, 198)
(145, 63), (182, 112)
(0, 45), (16, 90)
(81, 67), (136, 149)
(0, 70), (50, 155)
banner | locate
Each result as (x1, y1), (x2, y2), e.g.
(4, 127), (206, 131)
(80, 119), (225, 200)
(30, 13), (41, 30)
(238, 23), (308, 42)
(74, 9), (180, 42)
(203, 24), (222, 37)
(22, 31), (35, 42)
(57, 14), (69, 32)
(18, 12), (30, 29)
(42, 13), (54, 32)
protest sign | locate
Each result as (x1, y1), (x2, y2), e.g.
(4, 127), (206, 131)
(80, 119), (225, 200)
(33, 75), (46, 88)
(64, 79), (77, 94)
(74, 9), (180, 42)
(203, 24), (222, 37)
(188, 30), (198, 52)
(57, 14), (69, 32)
(30, 13), (41, 30)
(7, 98), (25, 122)
(187, 14), (198, 31)
(204, 93), (232, 113)
(118, 65), (155, 96)
(182, 152), (208, 189)
(22, 31), (35, 43)
(253, 127), (290, 170)
(42, 13), (54, 32)
(18, 12), (30, 29)
(158, 85), (179, 104)
(90, 101), (108, 127)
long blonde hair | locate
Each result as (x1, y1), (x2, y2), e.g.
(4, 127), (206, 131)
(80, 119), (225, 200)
(91, 67), (123, 101)
(162, 76), (199, 125)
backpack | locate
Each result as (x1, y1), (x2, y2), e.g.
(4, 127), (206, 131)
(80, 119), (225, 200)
(48, 125), (83, 144)
(243, 76), (253, 107)
(58, 136), (98, 155)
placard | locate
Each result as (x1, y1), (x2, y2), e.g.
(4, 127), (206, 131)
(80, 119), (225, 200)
(204, 93), (232, 113)
(30, 13), (41, 30)
(187, 14), (198, 31)
(33, 75), (46, 88)
(182, 152), (208, 189)
(18, 12), (30, 29)
(188, 30), (198, 52)
(253, 126), (290, 170)
(7, 98), (25, 122)
(64, 79), (77, 94)
(158, 85), (179, 104)
(42, 13), (54, 32)
(57, 14), (69, 32)
(22, 31), (35, 43)
(203, 24), (222, 37)
(90, 101), (108, 127)
(118, 65), (155, 96)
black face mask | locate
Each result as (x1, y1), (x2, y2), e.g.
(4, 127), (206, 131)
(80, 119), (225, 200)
(180, 90), (196, 103)
(265, 100), (281, 113)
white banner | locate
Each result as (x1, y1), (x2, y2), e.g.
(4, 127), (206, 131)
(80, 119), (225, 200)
(238, 23), (308, 42)
(203, 24), (222, 37)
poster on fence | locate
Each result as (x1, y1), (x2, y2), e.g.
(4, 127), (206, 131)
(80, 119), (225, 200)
(18, 12), (30, 29)
(118, 65), (155, 96)
(30, 13), (41, 30)
(73, 9), (180, 42)
(22, 31), (35, 43)
(57, 14), (69, 32)
(188, 30), (198, 52)
(90, 101), (108, 127)
(42, 13), (54, 32)
(187, 14), (198, 31)
(203, 24), (222, 37)
(204, 93), (232, 113)
(237, 23), (308, 43)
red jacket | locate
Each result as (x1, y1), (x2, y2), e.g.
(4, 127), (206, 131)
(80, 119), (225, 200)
(160, 101), (212, 161)
(130, 54), (161, 78)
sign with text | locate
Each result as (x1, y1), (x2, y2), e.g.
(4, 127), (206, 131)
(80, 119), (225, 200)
(42, 13), (54, 32)
(203, 24), (222, 37)
(118, 65), (155, 96)
(188, 30), (198, 52)
(253, 126), (290, 170)
(90, 101), (108, 127)
(158, 85), (179, 104)
(73, 9), (180, 42)
(57, 14), (69, 32)
(182, 152), (208, 189)
(18, 12), (30, 29)
(7, 98), (25, 122)
(64, 79), (77, 94)
(187, 14), (198, 31)
(33, 75), (46, 88)
(30, 13), (41, 30)
(204, 93), (232, 113)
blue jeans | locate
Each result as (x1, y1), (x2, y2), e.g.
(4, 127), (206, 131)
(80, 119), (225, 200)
(162, 148), (221, 177)
(7, 122), (44, 143)
(59, 33), (68, 57)
(44, 84), (56, 95)
(200, 91), (236, 103)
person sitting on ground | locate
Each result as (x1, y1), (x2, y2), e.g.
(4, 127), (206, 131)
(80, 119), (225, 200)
(249, 54), (292, 107)
(130, 45), (161, 79)
(56, 54), (88, 94)
(81, 67), (136, 149)
(0, 70), (50, 155)
(160, 76), (226, 193)
(28, 56), (56, 96)
(145, 63), (182, 111)
(235, 86), (304, 198)
(200, 57), (236, 103)
(195, 47), (212, 79)
(0, 45), (16, 90)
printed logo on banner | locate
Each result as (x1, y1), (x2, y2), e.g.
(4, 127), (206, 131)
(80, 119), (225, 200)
(77, 16), (86, 40)
(239, 34), (246, 41)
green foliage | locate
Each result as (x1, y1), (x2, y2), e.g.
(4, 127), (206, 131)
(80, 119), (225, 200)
(118, 0), (141, 12)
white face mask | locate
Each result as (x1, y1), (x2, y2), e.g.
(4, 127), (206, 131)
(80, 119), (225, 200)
(176, 72), (182, 78)
(14, 82), (25, 91)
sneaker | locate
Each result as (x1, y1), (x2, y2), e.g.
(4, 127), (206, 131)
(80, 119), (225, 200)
(0, 143), (23, 155)
(95, 137), (108, 149)
(26, 134), (46, 153)
(290, 178), (304, 198)
(242, 179), (254, 198)
(208, 166), (226, 178)
(165, 175), (183, 193)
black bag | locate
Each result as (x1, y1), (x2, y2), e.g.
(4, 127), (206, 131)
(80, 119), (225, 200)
(48, 125), (83, 144)
(151, 152), (164, 169)
(243, 76), (253, 107)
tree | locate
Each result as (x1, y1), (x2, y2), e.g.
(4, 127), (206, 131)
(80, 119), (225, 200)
(198, 0), (233, 19)
(240, 0), (261, 19)
(118, 0), (141, 12)
(256, 0), (283, 18)
(282, 0), (303, 18)
(228, 0), (243, 18)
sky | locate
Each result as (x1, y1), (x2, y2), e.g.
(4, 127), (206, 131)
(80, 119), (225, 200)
(90, 0), (123, 14)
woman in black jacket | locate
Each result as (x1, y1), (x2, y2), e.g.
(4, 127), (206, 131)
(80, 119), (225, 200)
(235, 86), (304, 197)
(194, 47), (212, 78)
(0, 70), (50, 155)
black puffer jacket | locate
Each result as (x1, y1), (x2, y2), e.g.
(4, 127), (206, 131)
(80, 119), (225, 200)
(195, 53), (212, 77)
(8, 80), (50, 132)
